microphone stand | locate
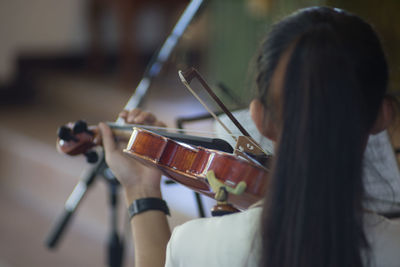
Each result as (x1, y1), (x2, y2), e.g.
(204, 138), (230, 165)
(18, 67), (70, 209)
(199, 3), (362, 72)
(46, 154), (104, 249)
(103, 163), (124, 267)
(45, 1), (206, 266)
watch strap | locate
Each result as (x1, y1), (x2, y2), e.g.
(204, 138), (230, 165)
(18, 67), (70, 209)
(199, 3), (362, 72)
(128, 197), (170, 219)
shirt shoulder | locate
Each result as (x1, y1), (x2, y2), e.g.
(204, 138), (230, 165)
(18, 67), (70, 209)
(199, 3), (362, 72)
(165, 207), (262, 267)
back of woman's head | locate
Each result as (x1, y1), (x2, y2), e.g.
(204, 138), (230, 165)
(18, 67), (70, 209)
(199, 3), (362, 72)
(256, 7), (388, 267)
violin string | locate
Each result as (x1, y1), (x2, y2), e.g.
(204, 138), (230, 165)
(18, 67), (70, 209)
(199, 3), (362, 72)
(106, 122), (240, 139)
(107, 122), (274, 159)
(178, 70), (238, 143)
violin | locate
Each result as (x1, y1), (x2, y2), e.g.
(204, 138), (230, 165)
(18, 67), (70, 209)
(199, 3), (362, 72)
(57, 120), (234, 158)
(57, 121), (269, 211)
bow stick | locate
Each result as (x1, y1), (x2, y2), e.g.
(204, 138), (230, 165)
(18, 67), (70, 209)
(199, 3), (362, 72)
(178, 67), (268, 157)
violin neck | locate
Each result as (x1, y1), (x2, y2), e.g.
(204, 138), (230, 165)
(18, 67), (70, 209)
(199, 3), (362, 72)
(106, 123), (133, 142)
(111, 128), (132, 142)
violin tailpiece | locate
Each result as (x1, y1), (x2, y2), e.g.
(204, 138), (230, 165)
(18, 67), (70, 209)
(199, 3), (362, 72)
(235, 136), (267, 156)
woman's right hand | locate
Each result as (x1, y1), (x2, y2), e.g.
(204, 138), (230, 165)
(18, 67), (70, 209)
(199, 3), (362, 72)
(98, 109), (166, 203)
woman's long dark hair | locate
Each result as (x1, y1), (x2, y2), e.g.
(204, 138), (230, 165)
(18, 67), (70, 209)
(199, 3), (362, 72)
(256, 7), (388, 267)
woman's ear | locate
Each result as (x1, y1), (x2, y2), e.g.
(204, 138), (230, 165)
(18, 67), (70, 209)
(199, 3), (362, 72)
(370, 97), (395, 134)
(250, 99), (278, 141)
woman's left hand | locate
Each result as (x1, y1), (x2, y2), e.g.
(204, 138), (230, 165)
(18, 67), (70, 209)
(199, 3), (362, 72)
(98, 109), (166, 203)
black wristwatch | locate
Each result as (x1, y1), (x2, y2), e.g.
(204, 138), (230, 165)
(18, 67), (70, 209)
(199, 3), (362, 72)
(128, 197), (170, 219)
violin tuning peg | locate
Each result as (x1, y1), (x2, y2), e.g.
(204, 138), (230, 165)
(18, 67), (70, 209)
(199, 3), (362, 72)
(58, 126), (78, 142)
(72, 120), (88, 134)
(84, 150), (98, 164)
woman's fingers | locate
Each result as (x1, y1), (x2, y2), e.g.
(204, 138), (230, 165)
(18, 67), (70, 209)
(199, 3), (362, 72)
(120, 108), (164, 126)
(118, 110), (129, 120)
(135, 111), (156, 124)
(154, 120), (167, 128)
(126, 109), (142, 123)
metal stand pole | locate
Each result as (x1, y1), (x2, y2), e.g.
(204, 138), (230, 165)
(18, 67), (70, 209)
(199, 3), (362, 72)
(120, 0), (205, 113)
(104, 167), (124, 267)
(46, 155), (105, 248)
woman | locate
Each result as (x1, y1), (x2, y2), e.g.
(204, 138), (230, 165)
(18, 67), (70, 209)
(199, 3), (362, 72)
(99, 7), (400, 267)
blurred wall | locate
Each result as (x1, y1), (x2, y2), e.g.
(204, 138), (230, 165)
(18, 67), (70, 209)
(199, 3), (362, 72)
(0, 0), (87, 81)
(206, 0), (400, 106)
(206, 0), (323, 107)
(327, 0), (400, 97)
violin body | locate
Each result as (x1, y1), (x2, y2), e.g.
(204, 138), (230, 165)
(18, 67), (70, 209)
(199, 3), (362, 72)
(124, 127), (268, 209)
(56, 121), (269, 210)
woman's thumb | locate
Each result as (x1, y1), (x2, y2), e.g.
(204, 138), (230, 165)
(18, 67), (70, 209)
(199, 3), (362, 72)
(98, 122), (117, 152)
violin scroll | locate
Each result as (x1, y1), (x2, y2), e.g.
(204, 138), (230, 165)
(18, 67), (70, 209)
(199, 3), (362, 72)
(57, 121), (101, 163)
(56, 120), (139, 163)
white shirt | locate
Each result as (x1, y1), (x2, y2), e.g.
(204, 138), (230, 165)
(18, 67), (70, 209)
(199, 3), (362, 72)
(165, 207), (400, 267)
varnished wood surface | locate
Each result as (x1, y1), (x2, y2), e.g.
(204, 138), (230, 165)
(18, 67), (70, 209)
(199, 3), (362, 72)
(124, 128), (269, 209)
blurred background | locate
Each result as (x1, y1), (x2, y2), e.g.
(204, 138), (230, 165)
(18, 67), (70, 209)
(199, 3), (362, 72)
(0, 0), (399, 266)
